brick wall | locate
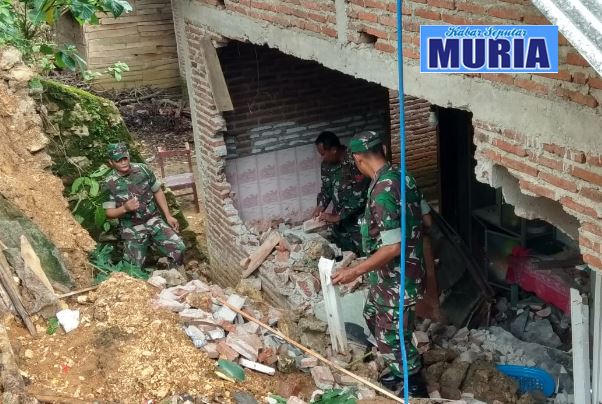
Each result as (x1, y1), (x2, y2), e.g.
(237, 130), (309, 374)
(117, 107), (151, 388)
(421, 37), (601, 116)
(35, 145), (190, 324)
(219, 43), (388, 157)
(389, 91), (439, 201)
(474, 120), (602, 270)
(185, 0), (601, 111)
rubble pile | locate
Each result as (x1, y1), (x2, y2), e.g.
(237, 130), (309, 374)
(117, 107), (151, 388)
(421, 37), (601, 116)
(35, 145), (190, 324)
(153, 272), (378, 402)
(414, 316), (573, 403)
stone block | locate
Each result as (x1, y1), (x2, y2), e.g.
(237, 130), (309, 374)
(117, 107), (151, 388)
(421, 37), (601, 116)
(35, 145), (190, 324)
(203, 343), (219, 359)
(310, 366), (335, 389)
(216, 341), (239, 361)
(216, 294), (246, 323)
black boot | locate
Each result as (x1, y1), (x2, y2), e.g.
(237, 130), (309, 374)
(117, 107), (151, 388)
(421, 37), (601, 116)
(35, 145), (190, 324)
(398, 372), (428, 398)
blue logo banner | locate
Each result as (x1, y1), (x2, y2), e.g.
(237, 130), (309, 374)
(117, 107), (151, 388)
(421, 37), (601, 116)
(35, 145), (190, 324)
(420, 25), (558, 73)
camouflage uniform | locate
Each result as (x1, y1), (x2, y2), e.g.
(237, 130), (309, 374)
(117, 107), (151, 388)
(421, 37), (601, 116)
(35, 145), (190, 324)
(349, 133), (425, 379)
(102, 144), (185, 268)
(317, 147), (370, 254)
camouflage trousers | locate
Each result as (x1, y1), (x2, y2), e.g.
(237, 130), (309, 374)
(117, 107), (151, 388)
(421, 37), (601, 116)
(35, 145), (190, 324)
(331, 215), (363, 256)
(363, 279), (423, 378)
(121, 216), (185, 268)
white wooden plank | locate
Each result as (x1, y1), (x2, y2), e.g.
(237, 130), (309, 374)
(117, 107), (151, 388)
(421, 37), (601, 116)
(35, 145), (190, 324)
(318, 257), (348, 354)
(571, 288), (592, 404)
(592, 271), (602, 404)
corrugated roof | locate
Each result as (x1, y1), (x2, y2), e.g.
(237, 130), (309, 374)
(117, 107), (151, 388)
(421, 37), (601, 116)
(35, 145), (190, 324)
(531, 0), (602, 76)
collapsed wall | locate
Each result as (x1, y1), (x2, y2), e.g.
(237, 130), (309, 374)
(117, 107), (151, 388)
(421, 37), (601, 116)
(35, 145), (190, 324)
(0, 47), (95, 287)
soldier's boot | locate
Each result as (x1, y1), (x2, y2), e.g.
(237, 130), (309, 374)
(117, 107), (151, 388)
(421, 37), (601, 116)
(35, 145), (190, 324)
(378, 372), (402, 392)
(398, 373), (428, 398)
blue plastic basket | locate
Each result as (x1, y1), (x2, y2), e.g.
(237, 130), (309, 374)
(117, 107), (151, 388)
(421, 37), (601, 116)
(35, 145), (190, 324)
(496, 365), (556, 397)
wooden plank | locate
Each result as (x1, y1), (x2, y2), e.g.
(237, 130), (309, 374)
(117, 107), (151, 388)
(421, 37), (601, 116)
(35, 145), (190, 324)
(20, 236), (54, 293)
(199, 36), (234, 112)
(0, 250), (36, 336)
(592, 271), (602, 404)
(318, 257), (348, 353)
(241, 231), (281, 278)
(571, 288), (591, 404)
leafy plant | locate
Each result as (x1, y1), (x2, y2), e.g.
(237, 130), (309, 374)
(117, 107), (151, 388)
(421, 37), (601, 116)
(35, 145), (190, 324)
(90, 244), (149, 283)
(0, 0), (132, 77)
(47, 317), (59, 334)
(69, 164), (112, 234)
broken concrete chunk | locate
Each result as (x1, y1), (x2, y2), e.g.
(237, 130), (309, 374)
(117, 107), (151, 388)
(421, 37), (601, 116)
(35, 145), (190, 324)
(303, 218), (329, 233)
(216, 294), (246, 323)
(147, 275), (167, 289)
(298, 317), (327, 333)
(203, 343), (220, 359)
(440, 361), (470, 390)
(225, 334), (260, 361)
(267, 307), (282, 326)
(151, 269), (186, 287)
(237, 321), (260, 335)
(310, 366), (335, 390)
(299, 356), (318, 369)
(216, 341), (239, 361)
(239, 277), (262, 291)
(357, 387), (376, 400)
(179, 308), (214, 322)
(185, 325), (207, 348)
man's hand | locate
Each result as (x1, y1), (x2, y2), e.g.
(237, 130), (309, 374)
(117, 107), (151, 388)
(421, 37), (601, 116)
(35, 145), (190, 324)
(166, 215), (179, 232)
(332, 267), (360, 285)
(312, 206), (324, 218)
(319, 212), (340, 224)
(123, 197), (140, 212)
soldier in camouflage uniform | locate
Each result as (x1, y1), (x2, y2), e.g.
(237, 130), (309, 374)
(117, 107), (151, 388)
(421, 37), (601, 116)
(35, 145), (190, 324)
(102, 143), (185, 268)
(332, 131), (427, 397)
(313, 131), (370, 255)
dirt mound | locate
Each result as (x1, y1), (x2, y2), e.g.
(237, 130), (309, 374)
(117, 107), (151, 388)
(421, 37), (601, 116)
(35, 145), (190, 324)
(0, 47), (94, 287)
(15, 273), (286, 402)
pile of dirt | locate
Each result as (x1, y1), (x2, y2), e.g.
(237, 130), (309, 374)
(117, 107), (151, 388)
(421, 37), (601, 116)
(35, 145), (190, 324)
(14, 273), (306, 402)
(0, 47), (94, 287)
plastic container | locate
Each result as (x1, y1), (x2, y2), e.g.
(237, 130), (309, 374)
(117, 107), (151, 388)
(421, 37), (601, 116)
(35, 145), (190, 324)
(496, 365), (556, 397)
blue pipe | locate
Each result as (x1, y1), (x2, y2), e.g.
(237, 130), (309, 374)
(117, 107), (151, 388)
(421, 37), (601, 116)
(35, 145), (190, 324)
(395, 0), (410, 402)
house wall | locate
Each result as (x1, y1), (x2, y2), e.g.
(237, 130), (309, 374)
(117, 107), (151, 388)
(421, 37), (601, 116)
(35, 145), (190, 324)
(57, 0), (182, 90)
(172, 0), (602, 289)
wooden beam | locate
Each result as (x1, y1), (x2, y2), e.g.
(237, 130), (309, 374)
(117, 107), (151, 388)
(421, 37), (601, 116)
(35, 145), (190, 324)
(0, 250), (36, 336)
(318, 257), (348, 354)
(571, 288), (591, 404)
(592, 271), (602, 404)
(199, 36), (233, 112)
(241, 231), (282, 278)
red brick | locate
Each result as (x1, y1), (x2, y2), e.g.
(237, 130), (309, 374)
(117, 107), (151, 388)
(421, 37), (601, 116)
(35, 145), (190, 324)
(543, 143), (566, 157)
(528, 152), (564, 171)
(357, 11), (379, 22)
(523, 14), (548, 24)
(583, 222), (602, 238)
(362, 26), (388, 39)
(589, 76), (602, 90)
(580, 187), (602, 203)
(579, 235), (596, 251)
(307, 12), (327, 23)
(441, 14), (469, 25)
(571, 167), (602, 186)
(571, 151), (586, 164)
(488, 7), (523, 21)
(427, 0), (454, 9)
(572, 72), (587, 85)
(501, 155), (539, 177)
(558, 34), (569, 46)
(456, 1), (486, 14)
(556, 88), (599, 108)
(539, 171), (578, 192)
(375, 41), (396, 53)
(513, 78), (548, 95)
(536, 70), (572, 82)
(519, 179), (556, 200)
(501, 128), (524, 142)
(587, 154), (602, 167)
(583, 254), (602, 270)
(379, 15), (397, 27)
(415, 7), (441, 21)
(492, 138), (528, 157)
(480, 73), (514, 86)
(321, 26), (337, 38)
(566, 52), (589, 67)
(403, 47), (420, 59)
(363, 0), (387, 9)
(560, 196), (599, 218)
(299, 0), (321, 10)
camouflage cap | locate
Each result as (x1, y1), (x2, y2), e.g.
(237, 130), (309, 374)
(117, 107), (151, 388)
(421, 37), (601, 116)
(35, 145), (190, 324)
(349, 131), (383, 153)
(107, 143), (129, 161)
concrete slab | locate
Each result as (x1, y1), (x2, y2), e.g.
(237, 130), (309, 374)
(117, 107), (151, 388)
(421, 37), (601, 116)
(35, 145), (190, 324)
(313, 288), (369, 335)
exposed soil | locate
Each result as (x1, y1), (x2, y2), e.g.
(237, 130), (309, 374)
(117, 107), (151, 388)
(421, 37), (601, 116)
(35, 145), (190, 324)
(0, 59), (95, 288)
(12, 274), (316, 403)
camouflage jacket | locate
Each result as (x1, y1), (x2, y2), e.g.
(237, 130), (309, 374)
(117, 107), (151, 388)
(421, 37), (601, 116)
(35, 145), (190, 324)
(360, 163), (424, 307)
(102, 163), (162, 227)
(317, 148), (369, 221)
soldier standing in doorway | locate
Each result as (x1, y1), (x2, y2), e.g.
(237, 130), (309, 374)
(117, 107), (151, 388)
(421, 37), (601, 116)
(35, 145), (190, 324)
(331, 131), (427, 397)
(313, 131), (370, 255)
